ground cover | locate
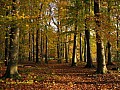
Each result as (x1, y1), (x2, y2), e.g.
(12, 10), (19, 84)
(0, 60), (120, 90)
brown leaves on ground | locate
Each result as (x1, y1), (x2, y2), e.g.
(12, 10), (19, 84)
(0, 60), (120, 90)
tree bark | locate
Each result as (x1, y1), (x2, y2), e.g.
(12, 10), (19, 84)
(85, 1), (94, 68)
(5, 25), (19, 77)
(36, 28), (39, 63)
(116, 15), (119, 61)
(85, 22), (94, 68)
(36, 3), (43, 63)
(107, 0), (113, 65)
(45, 35), (48, 64)
(5, 31), (9, 66)
(32, 30), (35, 62)
(5, 10), (10, 66)
(65, 30), (68, 63)
(71, 22), (77, 66)
(107, 41), (113, 65)
(3, 0), (20, 78)
(79, 33), (83, 61)
(57, 18), (61, 63)
(94, 0), (107, 74)
(84, 36), (87, 62)
(40, 30), (43, 63)
(28, 29), (32, 61)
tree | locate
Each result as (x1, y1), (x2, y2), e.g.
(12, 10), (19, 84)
(50, 1), (62, 63)
(5, 30), (9, 66)
(106, 0), (113, 65)
(28, 27), (32, 61)
(84, 35), (87, 62)
(115, 1), (120, 61)
(94, 0), (108, 74)
(79, 33), (83, 61)
(3, 0), (20, 78)
(84, 0), (94, 68)
(36, 3), (43, 63)
(71, 0), (79, 66)
(65, 27), (69, 63)
(5, 10), (10, 66)
(71, 20), (77, 66)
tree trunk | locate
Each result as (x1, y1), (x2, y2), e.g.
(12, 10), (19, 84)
(85, 27), (94, 68)
(107, 0), (113, 65)
(84, 1), (94, 68)
(36, 3), (43, 63)
(116, 14), (119, 61)
(40, 30), (43, 62)
(71, 23), (77, 66)
(5, 10), (10, 66)
(32, 30), (35, 62)
(107, 41), (113, 65)
(85, 19), (94, 68)
(84, 36), (87, 62)
(57, 38), (61, 63)
(57, 24), (61, 63)
(36, 29), (39, 63)
(94, 0), (107, 74)
(45, 35), (48, 64)
(3, 0), (20, 79)
(65, 31), (68, 63)
(68, 34), (71, 62)
(79, 33), (83, 61)
(4, 23), (20, 78)
(29, 29), (32, 61)
(5, 31), (9, 66)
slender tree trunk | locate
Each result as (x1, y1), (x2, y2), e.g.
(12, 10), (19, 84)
(84, 36), (87, 62)
(85, 18), (94, 68)
(42, 35), (45, 60)
(57, 24), (61, 63)
(94, 0), (107, 74)
(116, 15), (119, 61)
(32, 30), (35, 62)
(57, 38), (61, 63)
(71, 22), (77, 66)
(68, 34), (71, 62)
(79, 33), (83, 61)
(45, 35), (48, 64)
(85, 25), (94, 68)
(71, 1), (79, 66)
(5, 31), (9, 66)
(84, 1), (94, 68)
(65, 30), (68, 63)
(28, 30), (31, 61)
(5, 10), (9, 66)
(40, 30), (43, 62)
(36, 3), (43, 63)
(107, 0), (113, 65)
(107, 41), (113, 65)
(36, 29), (39, 63)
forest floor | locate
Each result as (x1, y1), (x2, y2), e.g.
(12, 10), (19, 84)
(0, 60), (120, 90)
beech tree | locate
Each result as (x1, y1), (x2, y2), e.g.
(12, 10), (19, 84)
(5, 10), (9, 66)
(115, 1), (120, 61)
(65, 0), (83, 66)
(3, 0), (20, 78)
(84, 0), (94, 68)
(36, 3), (43, 63)
(94, 0), (108, 74)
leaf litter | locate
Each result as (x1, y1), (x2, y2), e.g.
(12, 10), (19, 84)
(0, 60), (120, 90)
